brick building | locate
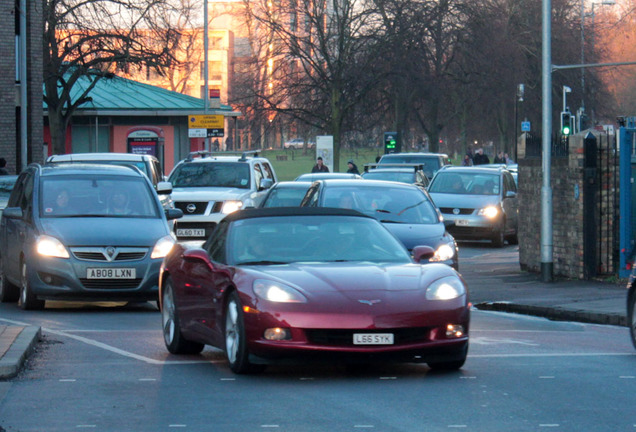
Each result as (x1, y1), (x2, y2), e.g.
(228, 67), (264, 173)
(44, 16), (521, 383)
(0, 0), (43, 174)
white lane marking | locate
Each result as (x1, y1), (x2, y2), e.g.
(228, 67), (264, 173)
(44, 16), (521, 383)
(220, 378), (236, 381)
(448, 426), (467, 428)
(138, 378), (156, 381)
(380, 377), (396, 380)
(620, 376), (635, 379)
(76, 425), (96, 428)
(59, 379), (76, 382)
(459, 376), (477, 379)
(470, 337), (540, 346)
(539, 376), (555, 379)
(539, 424), (560, 428)
(261, 425), (279, 428)
(168, 425), (187, 428)
(43, 328), (223, 365)
(353, 426), (374, 428)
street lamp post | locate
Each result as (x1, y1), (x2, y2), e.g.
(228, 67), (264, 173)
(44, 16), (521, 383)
(513, 84), (524, 162)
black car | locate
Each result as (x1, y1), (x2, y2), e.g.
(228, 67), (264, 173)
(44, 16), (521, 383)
(299, 179), (458, 269)
(362, 163), (429, 189)
(378, 152), (451, 180)
(0, 163), (182, 309)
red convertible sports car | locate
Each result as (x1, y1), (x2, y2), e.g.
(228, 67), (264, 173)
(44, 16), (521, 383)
(159, 207), (470, 374)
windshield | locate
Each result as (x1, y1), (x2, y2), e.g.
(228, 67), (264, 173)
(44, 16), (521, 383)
(229, 215), (411, 265)
(320, 186), (440, 224)
(40, 176), (159, 218)
(362, 171), (415, 184)
(429, 172), (500, 195)
(262, 187), (309, 208)
(170, 162), (250, 188)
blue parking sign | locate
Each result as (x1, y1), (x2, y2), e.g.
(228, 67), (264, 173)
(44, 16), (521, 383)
(521, 121), (531, 132)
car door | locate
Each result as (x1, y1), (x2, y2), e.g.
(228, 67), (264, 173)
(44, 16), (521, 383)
(3, 170), (35, 284)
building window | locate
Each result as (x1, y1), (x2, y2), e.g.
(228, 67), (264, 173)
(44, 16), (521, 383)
(209, 36), (223, 50)
(200, 61), (223, 81)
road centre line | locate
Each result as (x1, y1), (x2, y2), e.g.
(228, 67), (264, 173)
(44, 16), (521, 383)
(470, 352), (636, 358)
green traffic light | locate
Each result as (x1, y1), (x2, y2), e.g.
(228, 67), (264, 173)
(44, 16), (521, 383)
(562, 126), (571, 135)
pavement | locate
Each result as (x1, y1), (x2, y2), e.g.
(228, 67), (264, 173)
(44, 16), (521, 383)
(0, 247), (631, 379)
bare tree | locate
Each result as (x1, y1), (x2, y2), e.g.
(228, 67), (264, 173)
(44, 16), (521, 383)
(44, 0), (176, 154)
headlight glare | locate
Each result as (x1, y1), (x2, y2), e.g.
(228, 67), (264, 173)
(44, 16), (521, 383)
(221, 200), (243, 214)
(478, 206), (499, 219)
(36, 235), (69, 258)
(426, 276), (466, 300)
(253, 279), (307, 303)
(151, 236), (176, 259)
(431, 244), (455, 262)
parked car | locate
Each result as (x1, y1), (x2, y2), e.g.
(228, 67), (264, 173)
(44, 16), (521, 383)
(283, 138), (315, 149)
(295, 172), (362, 182)
(159, 207), (469, 373)
(299, 179), (458, 269)
(260, 181), (312, 208)
(479, 163), (518, 185)
(362, 163), (429, 189)
(167, 151), (277, 240)
(378, 152), (451, 180)
(0, 175), (18, 215)
(0, 163), (182, 309)
(427, 166), (518, 247)
(46, 153), (173, 210)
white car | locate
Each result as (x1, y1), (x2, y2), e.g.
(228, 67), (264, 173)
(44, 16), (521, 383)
(167, 151), (278, 240)
(283, 138), (314, 149)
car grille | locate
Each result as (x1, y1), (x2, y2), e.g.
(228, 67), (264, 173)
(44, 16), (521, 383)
(305, 327), (430, 346)
(71, 247), (148, 262)
(79, 279), (143, 289)
(439, 207), (474, 215)
(174, 201), (223, 215)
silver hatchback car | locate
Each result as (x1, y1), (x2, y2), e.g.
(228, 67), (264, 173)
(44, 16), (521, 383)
(427, 166), (518, 247)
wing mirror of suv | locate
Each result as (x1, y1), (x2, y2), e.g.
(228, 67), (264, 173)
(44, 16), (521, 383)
(156, 181), (173, 195)
(2, 207), (23, 219)
(165, 208), (183, 220)
(259, 178), (274, 191)
(505, 191), (517, 199)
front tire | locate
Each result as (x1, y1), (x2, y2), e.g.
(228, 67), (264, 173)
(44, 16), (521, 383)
(19, 262), (44, 310)
(224, 291), (265, 374)
(491, 227), (505, 248)
(0, 255), (19, 302)
(162, 278), (204, 354)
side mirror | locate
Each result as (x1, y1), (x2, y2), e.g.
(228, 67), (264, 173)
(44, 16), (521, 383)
(412, 245), (436, 263)
(182, 248), (213, 268)
(443, 219), (455, 229)
(259, 178), (274, 191)
(156, 181), (173, 195)
(165, 208), (183, 220)
(505, 191), (517, 199)
(3, 207), (23, 219)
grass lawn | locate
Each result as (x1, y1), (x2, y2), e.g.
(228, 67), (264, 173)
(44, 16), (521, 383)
(261, 147), (386, 181)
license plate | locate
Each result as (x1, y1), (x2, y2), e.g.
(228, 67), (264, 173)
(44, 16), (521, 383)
(353, 333), (394, 345)
(456, 219), (470, 226)
(87, 268), (136, 279)
(176, 228), (206, 237)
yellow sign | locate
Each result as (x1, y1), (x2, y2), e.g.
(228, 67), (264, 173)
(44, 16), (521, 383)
(188, 115), (224, 129)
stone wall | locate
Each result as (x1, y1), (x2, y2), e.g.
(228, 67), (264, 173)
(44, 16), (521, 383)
(517, 131), (617, 279)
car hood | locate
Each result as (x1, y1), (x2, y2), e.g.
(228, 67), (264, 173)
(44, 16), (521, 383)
(171, 187), (250, 202)
(428, 193), (500, 209)
(39, 218), (169, 246)
(251, 262), (456, 302)
(382, 222), (447, 251)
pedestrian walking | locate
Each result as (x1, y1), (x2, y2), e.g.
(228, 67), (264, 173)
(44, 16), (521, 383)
(311, 156), (329, 173)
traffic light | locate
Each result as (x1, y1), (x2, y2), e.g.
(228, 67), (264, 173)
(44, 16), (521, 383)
(561, 111), (572, 136)
(384, 132), (400, 154)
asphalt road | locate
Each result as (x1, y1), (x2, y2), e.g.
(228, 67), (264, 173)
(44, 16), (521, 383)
(0, 244), (635, 432)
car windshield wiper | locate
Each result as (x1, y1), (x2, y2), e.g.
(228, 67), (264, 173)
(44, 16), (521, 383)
(380, 219), (405, 224)
(238, 260), (288, 265)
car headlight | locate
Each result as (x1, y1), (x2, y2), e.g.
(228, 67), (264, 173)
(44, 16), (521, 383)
(478, 206), (499, 219)
(151, 236), (176, 259)
(426, 276), (466, 300)
(221, 200), (243, 214)
(430, 244), (455, 262)
(253, 279), (307, 303)
(36, 235), (69, 258)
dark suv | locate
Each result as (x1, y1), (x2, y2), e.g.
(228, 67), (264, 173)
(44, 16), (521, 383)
(378, 152), (451, 180)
